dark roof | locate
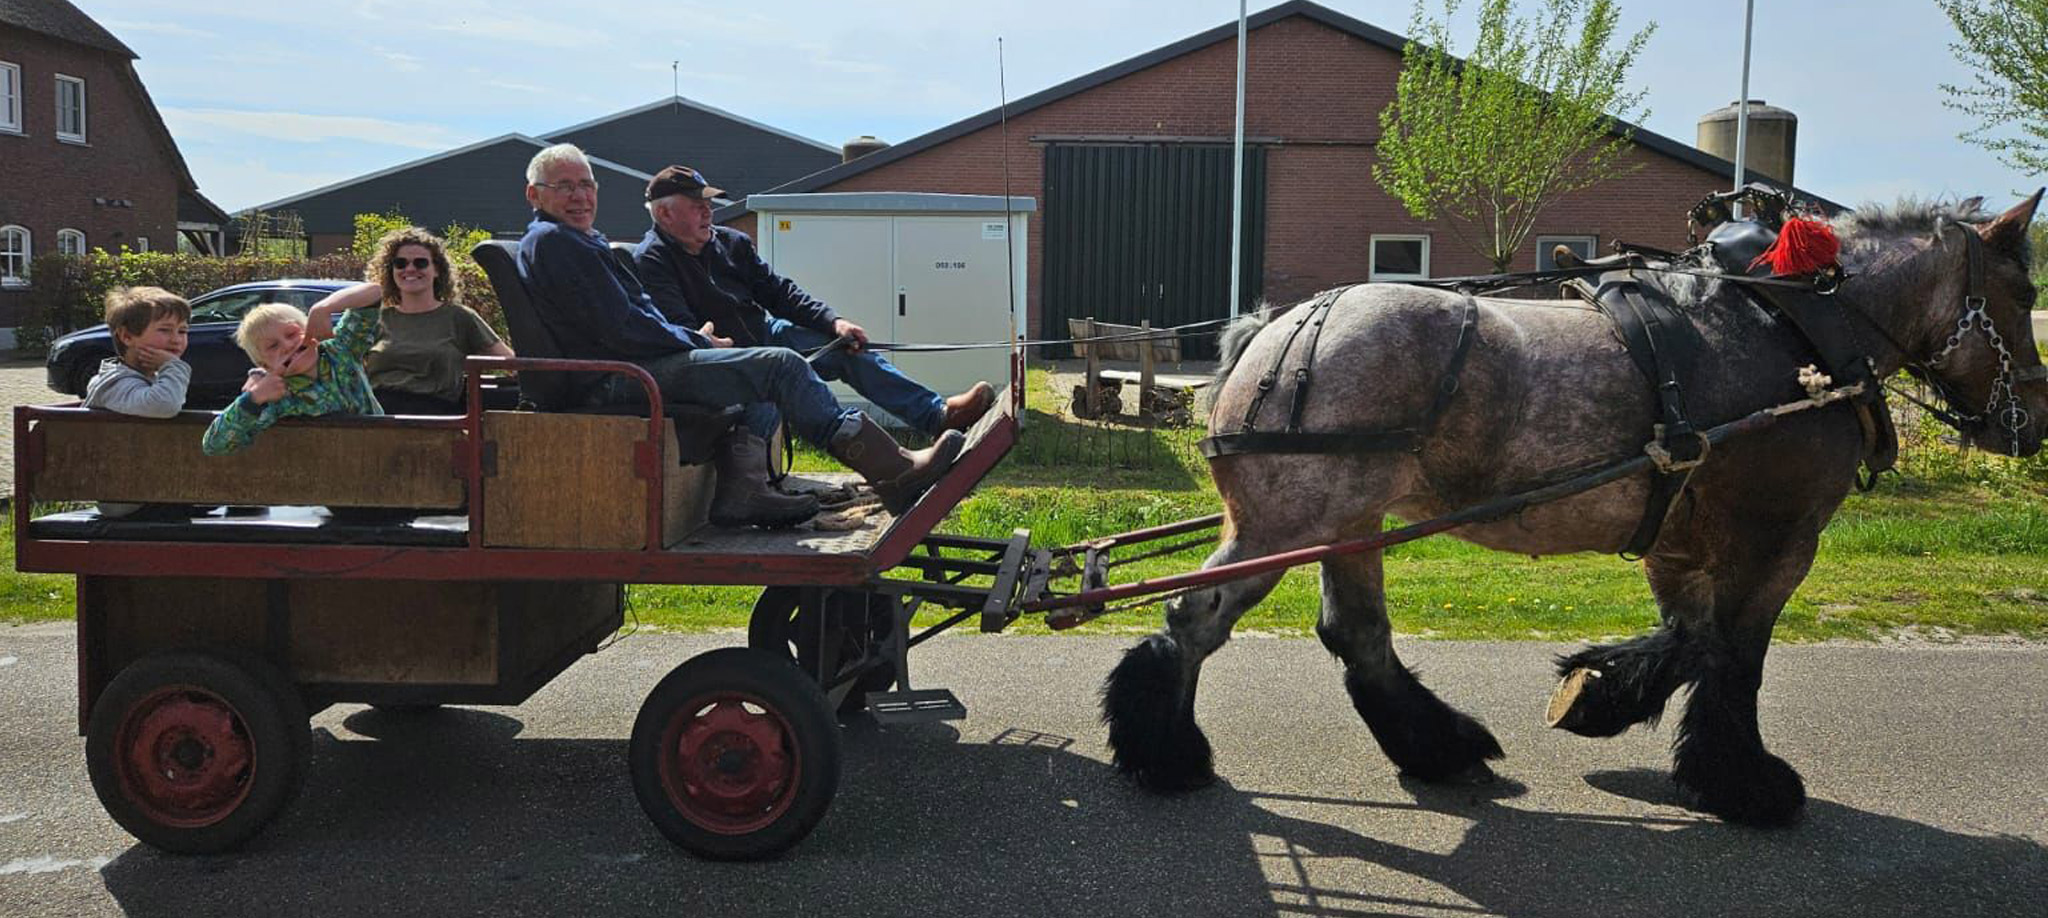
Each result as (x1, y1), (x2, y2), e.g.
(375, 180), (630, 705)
(253, 135), (658, 241)
(0, 0), (134, 57)
(179, 190), (229, 226)
(541, 96), (840, 198)
(722, 0), (1840, 220)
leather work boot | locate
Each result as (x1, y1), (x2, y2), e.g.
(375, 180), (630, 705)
(938, 381), (996, 433)
(710, 432), (820, 529)
(830, 417), (966, 515)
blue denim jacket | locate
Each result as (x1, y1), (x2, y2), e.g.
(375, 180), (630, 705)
(515, 211), (713, 359)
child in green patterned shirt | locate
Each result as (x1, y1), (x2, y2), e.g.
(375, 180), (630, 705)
(201, 297), (384, 456)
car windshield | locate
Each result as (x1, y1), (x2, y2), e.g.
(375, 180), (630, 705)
(187, 288), (333, 323)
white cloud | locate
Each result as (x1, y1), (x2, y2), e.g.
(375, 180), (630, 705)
(374, 49), (425, 73)
(160, 108), (471, 150)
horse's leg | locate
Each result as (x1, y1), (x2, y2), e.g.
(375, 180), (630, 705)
(1317, 541), (1503, 780)
(1547, 619), (1700, 738)
(1665, 536), (1817, 827)
(1101, 539), (1285, 792)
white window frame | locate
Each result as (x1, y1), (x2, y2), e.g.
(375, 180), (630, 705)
(1536, 234), (1598, 271)
(56, 228), (86, 255)
(55, 74), (86, 143)
(0, 225), (31, 287)
(134, 236), (149, 252)
(1368, 234), (1431, 282)
(0, 62), (21, 134)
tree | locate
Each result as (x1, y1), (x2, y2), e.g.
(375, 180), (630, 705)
(1937, 0), (2048, 176)
(1375, 0), (1654, 273)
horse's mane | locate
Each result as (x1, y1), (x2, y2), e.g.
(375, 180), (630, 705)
(1832, 197), (1990, 268)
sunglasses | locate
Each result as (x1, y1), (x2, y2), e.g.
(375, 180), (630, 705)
(391, 257), (434, 271)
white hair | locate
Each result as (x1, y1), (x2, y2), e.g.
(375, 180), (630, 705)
(645, 193), (683, 216)
(526, 143), (590, 185)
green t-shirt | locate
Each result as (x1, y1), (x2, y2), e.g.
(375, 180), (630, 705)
(367, 303), (502, 403)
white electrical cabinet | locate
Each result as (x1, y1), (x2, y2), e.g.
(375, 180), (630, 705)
(749, 193), (1034, 425)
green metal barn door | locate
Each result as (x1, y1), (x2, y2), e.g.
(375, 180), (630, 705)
(1043, 143), (1265, 359)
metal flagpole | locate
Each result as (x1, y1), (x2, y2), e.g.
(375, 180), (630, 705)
(1228, 0), (1247, 319)
(1732, 0), (1754, 215)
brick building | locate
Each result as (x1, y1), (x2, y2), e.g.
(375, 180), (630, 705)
(0, 0), (228, 341)
(720, 0), (1834, 354)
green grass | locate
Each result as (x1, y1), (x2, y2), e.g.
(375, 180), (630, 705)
(8, 368), (2046, 642)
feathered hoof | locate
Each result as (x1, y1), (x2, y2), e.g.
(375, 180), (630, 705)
(1101, 635), (1216, 795)
(1545, 667), (1636, 738)
(1676, 750), (1807, 828)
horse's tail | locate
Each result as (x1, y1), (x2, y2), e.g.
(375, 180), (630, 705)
(1214, 300), (1275, 388)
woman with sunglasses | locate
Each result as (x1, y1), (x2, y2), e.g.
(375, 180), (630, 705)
(301, 227), (515, 414)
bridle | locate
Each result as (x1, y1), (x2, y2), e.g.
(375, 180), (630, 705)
(1845, 221), (2044, 456)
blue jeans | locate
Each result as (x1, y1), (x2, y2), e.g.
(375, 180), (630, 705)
(767, 319), (945, 435)
(602, 345), (859, 449)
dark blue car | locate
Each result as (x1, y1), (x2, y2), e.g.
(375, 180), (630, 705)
(46, 279), (356, 408)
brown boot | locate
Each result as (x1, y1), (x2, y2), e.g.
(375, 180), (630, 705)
(938, 381), (995, 433)
(710, 432), (820, 529)
(830, 417), (965, 515)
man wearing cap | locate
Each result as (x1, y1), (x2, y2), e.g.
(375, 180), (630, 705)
(633, 165), (994, 438)
(514, 142), (965, 526)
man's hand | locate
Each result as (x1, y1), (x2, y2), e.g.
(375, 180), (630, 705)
(698, 322), (733, 348)
(130, 345), (170, 374)
(831, 318), (869, 352)
(243, 369), (288, 405)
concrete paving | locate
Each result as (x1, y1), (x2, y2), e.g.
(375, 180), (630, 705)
(0, 358), (70, 499)
(1, 625), (2042, 917)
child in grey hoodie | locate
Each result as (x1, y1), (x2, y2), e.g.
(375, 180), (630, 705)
(83, 286), (192, 517)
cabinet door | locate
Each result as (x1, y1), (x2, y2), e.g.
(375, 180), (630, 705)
(760, 215), (895, 404)
(891, 216), (1017, 402)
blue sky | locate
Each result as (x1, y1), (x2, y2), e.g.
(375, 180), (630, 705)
(78, 0), (2044, 213)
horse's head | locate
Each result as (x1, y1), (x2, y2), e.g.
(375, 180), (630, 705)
(1907, 190), (2046, 457)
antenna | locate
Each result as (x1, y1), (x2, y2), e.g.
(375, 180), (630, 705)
(672, 60), (679, 99)
(998, 37), (1022, 413)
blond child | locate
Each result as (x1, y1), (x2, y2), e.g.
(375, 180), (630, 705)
(201, 295), (382, 456)
(85, 287), (193, 517)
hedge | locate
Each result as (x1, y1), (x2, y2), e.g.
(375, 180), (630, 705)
(17, 249), (503, 356)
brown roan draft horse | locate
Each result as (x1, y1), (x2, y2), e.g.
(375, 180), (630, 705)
(1101, 192), (2045, 827)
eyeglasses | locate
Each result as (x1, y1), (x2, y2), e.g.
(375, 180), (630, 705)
(534, 179), (600, 195)
(391, 257), (433, 271)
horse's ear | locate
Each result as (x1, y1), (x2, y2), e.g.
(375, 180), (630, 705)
(1959, 195), (1986, 216)
(1978, 188), (2043, 254)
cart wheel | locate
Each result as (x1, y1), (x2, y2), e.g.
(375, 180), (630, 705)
(748, 587), (895, 714)
(85, 652), (309, 854)
(629, 648), (842, 860)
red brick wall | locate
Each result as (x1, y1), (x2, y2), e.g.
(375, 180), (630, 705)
(0, 26), (182, 331)
(800, 14), (1733, 335)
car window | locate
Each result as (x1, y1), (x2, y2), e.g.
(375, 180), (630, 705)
(188, 291), (267, 323)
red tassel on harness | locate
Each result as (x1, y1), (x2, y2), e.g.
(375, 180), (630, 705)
(1750, 216), (1840, 277)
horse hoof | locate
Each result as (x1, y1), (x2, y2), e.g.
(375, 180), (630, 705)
(1546, 666), (1609, 735)
(1677, 752), (1807, 827)
(1409, 760), (1497, 785)
(1129, 765), (1218, 795)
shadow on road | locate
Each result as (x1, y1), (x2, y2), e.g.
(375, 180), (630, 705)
(98, 708), (2047, 917)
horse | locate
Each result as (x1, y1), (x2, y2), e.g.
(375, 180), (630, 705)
(1100, 192), (2046, 827)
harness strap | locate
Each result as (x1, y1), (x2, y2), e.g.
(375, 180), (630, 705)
(1589, 277), (1705, 558)
(1741, 283), (1900, 483)
(1198, 294), (1481, 458)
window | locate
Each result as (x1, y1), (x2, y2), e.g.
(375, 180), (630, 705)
(0, 62), (20, 133)
(56, 229), (85, 255)
(0, 225), (30, 287)
(56, 74), (86, 143)
(1369, 235), (1430, 282)
(1537, 235), (1597, 271)
(134, 236), (149, 252)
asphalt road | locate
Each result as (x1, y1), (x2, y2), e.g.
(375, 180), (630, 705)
(2, 625), (2043, 918)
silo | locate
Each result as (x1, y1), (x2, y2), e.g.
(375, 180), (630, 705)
(1697, 100), (1797, 186)
(842, 135), (891, 163)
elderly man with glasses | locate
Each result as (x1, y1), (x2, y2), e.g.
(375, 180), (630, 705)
(514, 143), (964, 527)
(633, 165), (994, 439)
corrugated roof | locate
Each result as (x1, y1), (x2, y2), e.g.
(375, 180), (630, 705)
(0, 0), (135, 57)
(721, 0), (1841, 219)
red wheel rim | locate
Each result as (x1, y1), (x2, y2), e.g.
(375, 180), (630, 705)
(113, 685), (256, 828)
(656, 692), (801, 835)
